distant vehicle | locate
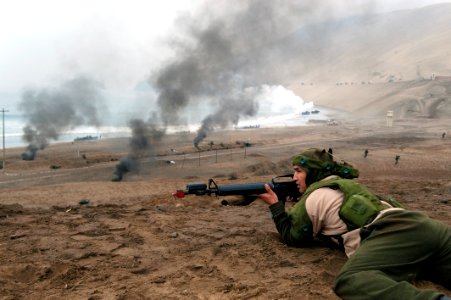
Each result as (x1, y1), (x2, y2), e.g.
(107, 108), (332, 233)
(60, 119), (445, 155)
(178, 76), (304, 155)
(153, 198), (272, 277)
(301, 111), (311, 115)
(327, 119), (338, 126)
(311, 109), (320, 114)
(74, 135), (98, 141)
(235, 124), (260, 129)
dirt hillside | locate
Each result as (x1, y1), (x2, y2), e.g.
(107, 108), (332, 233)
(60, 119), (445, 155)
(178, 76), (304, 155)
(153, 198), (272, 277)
(1, 114), (450, 299)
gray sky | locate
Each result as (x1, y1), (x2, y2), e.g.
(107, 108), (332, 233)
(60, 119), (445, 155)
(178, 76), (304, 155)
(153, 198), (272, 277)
(1, 0), (450, 111)
(0, 0), (197, 94)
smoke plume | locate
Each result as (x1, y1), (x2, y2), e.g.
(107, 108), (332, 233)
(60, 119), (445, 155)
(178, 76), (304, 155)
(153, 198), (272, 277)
(194, 94), (258, 149)
(117, 1), (333, 176)
(18, 76), (106, 160)
(150, 0), (336, 148)
(112, 117), (164, 181)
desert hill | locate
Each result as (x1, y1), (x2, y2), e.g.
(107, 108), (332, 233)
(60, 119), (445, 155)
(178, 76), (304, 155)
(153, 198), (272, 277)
(279, 3), (451, 119)
(291, 77), (451, 119)
(281, 3), (451, 84)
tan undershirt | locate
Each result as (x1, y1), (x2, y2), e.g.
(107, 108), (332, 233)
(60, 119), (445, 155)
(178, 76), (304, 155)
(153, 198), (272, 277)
(304, 177), (402, 257)
(305, 186), (361, 257)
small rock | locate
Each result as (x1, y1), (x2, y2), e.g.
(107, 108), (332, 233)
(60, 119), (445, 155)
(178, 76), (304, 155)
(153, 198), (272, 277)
(79, 199), (90, 205)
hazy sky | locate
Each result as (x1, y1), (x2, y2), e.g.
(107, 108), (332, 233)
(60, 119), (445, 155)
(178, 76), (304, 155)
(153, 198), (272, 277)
(1, 0), (450, 110)
(0, 0), (198, 94)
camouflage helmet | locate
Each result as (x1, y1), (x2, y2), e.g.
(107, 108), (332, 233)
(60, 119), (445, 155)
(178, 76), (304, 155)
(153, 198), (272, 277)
(292, 148), (359, 182)
(292, 148), (335, 171)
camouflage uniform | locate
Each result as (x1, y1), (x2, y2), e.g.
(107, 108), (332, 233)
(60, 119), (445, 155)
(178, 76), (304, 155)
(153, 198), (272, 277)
(268, 148), (451, 300)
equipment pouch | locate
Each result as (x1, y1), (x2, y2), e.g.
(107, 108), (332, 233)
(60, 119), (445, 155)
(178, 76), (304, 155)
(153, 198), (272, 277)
(382, 196), (404, 208)
(339, 194), (380, 228)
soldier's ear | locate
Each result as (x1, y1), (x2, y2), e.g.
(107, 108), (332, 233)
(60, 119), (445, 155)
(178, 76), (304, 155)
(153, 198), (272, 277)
(328, 148), (333, 155)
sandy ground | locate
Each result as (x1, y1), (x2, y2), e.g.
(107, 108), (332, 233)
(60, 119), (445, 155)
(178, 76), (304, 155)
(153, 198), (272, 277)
(0, 116), (450, 299)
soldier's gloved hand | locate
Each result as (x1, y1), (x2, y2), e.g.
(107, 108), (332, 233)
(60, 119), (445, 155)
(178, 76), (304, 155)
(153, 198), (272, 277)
(438, 295), (451, 300)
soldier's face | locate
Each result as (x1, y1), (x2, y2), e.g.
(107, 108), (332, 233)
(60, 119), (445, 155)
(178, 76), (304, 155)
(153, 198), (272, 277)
(293, 166), (308, 193)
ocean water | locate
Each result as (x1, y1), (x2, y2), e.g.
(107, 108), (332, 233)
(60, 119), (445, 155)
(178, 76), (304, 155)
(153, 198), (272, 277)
(1, 114), (131, 149)
(1, 109), (330, 150)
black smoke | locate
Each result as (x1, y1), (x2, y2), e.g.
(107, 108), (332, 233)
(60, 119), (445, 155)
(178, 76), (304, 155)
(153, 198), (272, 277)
(19, 76), (105, 160)
(112, 117), (164, 181)
(150, 1), (337, 147)
(194, 96), (258, 149)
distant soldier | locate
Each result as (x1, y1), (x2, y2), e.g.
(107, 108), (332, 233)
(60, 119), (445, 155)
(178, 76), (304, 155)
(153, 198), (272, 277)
(442, 132), (447, 139)
(363, 149), (369, 158)
(395, 155), (400, 165)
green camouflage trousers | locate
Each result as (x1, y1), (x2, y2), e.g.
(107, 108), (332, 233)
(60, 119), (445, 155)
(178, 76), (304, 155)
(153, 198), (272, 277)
(334, 210), (451, 300)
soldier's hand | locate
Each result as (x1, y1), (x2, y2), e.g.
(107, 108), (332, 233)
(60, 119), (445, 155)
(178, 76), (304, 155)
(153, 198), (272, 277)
(257, 183), (279, 205)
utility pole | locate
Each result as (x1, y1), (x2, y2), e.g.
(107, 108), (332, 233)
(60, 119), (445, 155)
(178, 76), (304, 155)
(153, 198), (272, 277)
(1, 108), (8, 173)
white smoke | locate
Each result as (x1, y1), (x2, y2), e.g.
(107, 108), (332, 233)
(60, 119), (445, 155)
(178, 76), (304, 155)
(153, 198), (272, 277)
(256, 85), (313, 115)
(236, 85), (315, 128)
